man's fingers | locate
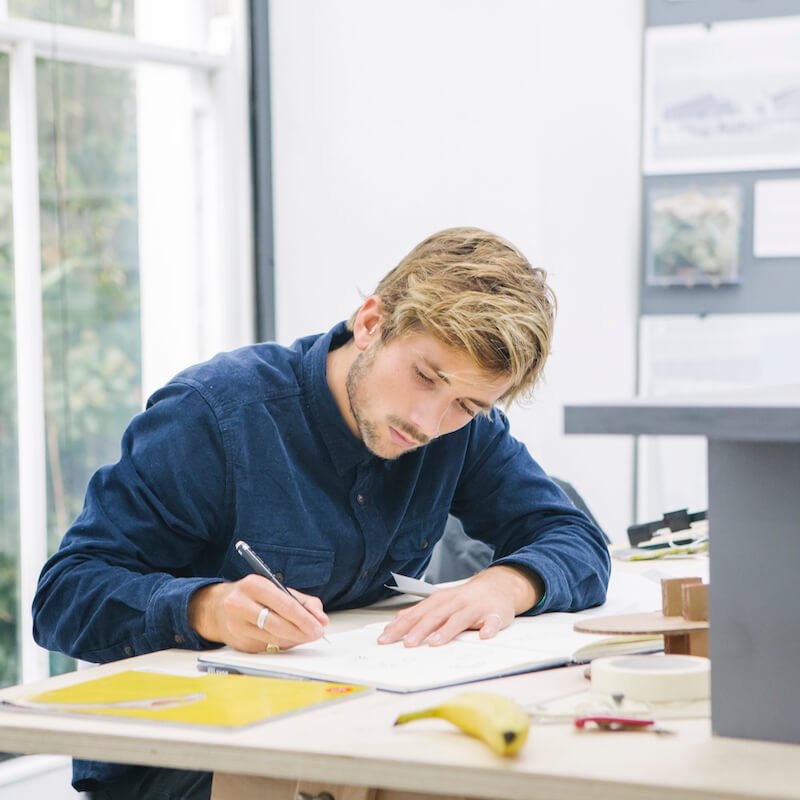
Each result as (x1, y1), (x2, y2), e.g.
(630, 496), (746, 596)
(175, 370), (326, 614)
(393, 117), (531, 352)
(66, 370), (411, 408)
(378, 601), (432, 644)
(423, 608), (482, 646)
(290, 590), (329, 626)
(232, 630), (299, 653)
(241, 575), (326, 638)
(250, 607), (317, 646)
(229, 593), (308, 644)
(250, 575), (322, 638)
(379, 597), (459, 647)
(478, 612), (504, 640)
(401, 612), (450, 647)
(378, 585), (513, 648)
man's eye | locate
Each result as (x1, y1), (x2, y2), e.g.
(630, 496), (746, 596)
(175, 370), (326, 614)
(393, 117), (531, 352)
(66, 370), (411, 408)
(458, 401), (477, 418)
(415, 368), (435, 384)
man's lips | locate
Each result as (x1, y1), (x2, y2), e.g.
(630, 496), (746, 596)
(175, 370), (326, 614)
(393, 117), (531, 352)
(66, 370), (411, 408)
(389, 426), (420, 448)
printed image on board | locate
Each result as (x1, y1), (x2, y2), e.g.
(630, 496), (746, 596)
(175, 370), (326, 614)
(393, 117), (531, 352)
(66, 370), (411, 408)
(647, 184), (742, 287)
(643, 16), (800, 175)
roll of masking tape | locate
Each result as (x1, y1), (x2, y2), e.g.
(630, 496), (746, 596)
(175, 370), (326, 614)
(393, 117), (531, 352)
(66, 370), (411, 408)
(591, 655), (710, 703)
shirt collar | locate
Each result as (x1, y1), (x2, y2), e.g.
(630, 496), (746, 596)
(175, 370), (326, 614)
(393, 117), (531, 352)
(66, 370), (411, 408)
(304, 322), (376, 475)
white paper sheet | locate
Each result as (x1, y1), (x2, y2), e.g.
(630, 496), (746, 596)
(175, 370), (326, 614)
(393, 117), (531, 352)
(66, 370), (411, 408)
(386, 572), (465, 597)
(754, 179), (800, 257)
(199, 626), (571, 692)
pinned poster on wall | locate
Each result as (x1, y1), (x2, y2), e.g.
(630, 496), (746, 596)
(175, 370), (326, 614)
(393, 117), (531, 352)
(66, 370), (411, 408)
(646, 184), (743, 287)
(643, 15), (800, 175)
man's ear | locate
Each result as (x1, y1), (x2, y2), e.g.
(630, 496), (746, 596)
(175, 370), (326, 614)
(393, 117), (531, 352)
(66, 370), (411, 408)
(352, 295), (383, 351)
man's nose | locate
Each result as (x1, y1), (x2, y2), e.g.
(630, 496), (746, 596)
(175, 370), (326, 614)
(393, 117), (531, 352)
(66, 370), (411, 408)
(409, 400), (449, 440)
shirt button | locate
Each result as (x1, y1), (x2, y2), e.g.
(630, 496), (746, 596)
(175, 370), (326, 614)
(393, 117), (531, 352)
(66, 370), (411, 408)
(124, 646), (133, 657)
(275, 572), (285, 583)
(174, 634), (185, 645)
(421, 538), (430, 550)
(356, 494), (366, 505)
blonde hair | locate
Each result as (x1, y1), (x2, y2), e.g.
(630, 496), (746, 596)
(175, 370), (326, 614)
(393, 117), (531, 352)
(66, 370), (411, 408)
(349, 227), (556, 404)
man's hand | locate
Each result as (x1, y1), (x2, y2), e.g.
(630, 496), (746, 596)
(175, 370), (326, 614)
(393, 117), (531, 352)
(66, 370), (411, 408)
(188, 576), (329, 652)
(377, 564), (543, 647)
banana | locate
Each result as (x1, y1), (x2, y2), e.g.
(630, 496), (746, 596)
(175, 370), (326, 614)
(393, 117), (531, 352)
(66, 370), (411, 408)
(394, 691), (529, 756)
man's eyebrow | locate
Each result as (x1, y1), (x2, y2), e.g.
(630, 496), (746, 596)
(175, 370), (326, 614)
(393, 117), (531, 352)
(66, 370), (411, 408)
(420, 357), (491, 410)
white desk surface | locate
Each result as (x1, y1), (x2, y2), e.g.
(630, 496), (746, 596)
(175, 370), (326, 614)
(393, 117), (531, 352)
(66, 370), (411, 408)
(2, 560), (798, 800)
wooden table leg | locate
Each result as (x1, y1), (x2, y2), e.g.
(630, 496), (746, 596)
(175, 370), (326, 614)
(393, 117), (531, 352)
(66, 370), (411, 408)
(212, 773), (297, 799)
(296, 782), (375, 800)
(212, 773), (465, 800)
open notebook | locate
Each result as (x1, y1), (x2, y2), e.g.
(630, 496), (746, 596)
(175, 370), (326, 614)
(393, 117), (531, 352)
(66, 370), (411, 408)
(197, 621), (661, 693)
(197, 567), (675, 692)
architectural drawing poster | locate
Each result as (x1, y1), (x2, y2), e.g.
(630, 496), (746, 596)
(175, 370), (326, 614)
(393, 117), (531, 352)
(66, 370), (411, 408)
(643, 16), (800, 174)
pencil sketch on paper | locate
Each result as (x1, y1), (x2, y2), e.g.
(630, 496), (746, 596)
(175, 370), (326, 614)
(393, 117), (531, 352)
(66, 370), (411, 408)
(643, 17), (800, 174)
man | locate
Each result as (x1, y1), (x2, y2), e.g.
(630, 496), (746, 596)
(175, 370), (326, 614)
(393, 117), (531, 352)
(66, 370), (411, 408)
(33, 227), (610, 798)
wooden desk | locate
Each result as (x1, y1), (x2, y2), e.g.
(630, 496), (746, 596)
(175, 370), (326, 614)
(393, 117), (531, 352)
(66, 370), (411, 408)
(2, 596), (800, 800)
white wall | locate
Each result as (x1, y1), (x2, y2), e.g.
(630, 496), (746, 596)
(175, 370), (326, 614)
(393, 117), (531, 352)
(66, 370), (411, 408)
(0, 756), (84, 799)
(637, 313), (800, 523)
(270, 0), (643, 540)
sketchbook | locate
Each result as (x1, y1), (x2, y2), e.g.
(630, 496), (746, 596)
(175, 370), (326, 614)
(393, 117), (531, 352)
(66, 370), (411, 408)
(197, 620), (662, 693)
(198, 568), (672, 692)
(1, 669), (370, 728)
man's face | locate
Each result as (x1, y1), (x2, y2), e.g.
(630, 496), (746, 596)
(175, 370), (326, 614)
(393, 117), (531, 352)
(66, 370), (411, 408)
(345, 331), (513, 460)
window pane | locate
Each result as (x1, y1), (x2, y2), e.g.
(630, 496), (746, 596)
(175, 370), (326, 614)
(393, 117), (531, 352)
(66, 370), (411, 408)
(0, 54), (19, 689)
(37, 58), (142, 549)
(35, 57), (214, 674)
(36, 60), (142, 676)
(8, 0), (135, 35)
(9, 0), (234, 52)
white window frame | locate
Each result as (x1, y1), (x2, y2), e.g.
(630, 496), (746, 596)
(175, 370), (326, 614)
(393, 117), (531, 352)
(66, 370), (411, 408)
(0, 4), (254, 687)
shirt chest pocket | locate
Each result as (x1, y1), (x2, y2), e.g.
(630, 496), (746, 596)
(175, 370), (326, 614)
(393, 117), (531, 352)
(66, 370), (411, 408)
(389, 511), (449, 561)
(222, 542), (334, 593)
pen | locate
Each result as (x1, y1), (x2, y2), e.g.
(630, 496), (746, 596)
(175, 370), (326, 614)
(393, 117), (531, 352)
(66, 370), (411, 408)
(235, 539), (330, 643)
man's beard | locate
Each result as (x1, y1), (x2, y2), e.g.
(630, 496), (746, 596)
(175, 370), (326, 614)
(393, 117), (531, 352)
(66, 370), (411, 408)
(345, 345), (428, 459)
(345, 345), (382, 455)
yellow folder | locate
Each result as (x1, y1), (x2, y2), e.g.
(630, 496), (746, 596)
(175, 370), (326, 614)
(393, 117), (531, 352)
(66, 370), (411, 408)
(7, 669), (370, 728)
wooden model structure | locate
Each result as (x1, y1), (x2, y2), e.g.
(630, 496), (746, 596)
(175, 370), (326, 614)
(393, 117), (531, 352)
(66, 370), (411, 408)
(574, 577), (709, 657)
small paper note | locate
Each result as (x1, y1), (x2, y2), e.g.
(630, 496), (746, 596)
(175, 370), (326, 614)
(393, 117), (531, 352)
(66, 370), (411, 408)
(754, 179), (800, 258)
(387, 573), (465, 597)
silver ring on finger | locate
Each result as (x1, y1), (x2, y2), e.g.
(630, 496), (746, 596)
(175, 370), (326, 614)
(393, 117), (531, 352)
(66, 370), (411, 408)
(256, 606), (271, 630)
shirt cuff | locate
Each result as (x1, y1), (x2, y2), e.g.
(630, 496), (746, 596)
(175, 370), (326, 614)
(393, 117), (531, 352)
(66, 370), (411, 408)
(146, 576), (226, 650)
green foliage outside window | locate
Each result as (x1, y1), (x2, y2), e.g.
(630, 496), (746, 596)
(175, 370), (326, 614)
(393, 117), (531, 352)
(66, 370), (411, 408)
(0, 552), (16, 687)
(37, 59), (143, 550)
(0, 56), (19, 689)
(9, 0), (134, 35)
(0, 44), (143, 685)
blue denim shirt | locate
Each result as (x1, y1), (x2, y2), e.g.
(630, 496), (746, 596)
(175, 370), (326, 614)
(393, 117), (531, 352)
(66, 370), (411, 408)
(33, 323), (610, 789)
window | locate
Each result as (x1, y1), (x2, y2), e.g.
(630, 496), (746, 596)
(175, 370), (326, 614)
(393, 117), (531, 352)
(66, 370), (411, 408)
(9, 0), (135, 35)
(0, 1), (253, 688)
(0, 53), (18, 689)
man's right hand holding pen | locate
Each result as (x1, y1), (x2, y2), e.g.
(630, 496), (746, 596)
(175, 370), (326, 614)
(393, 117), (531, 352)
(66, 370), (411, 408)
(189, 539), (329, 652)
(188, 571), (329, 653)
